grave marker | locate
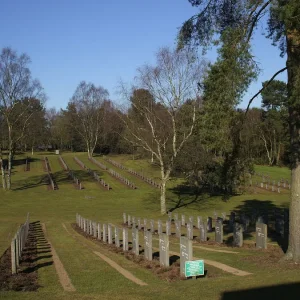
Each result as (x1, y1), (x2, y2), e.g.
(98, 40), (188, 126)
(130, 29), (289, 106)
(115, 227), (120, 247)
(97, 223), (101, 240)
(150, 219), (154, 233)
(180, 236), (193, 276)
(166, 221), (171, 236)
(233, 223), (243, 247)
(123, 213), (126, 224)
(159, 234), (169, 267)
(215, 220), (223, 243)
(207, 217), (213, 232)
(123, 227), (128, 251)
(132, 228), (139, 255)
(158, 220), (162, 235)
(256, 222), (267, 249)
(175, 220), (181, 238)
(181, 215), (185, 226)
(108, 224), (113, 244)
(197, 216), (202, 229)
(103, 224), (107, 243)
(199, 222), (207, 242)
(187, 222), (193, 240)
(144, 230), (153, 261)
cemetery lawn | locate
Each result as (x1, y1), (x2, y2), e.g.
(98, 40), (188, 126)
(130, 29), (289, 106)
(1, 152), (299, 300)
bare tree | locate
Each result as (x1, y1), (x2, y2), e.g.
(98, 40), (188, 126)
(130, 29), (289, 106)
(0, 47), (45, 190)
(70, 81), (109, 158)
(120, 47), (206, 215)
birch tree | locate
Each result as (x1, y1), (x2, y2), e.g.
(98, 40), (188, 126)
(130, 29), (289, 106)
(0, 47), (45, 190)
(70, 81), (109, 158)
(121, 47), (206, 215)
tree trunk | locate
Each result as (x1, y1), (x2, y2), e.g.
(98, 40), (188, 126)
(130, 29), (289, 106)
(6, 150), (12, 190)
(160, 180), (167, 215)
(0, 149), (7, 190)
(284, 26), (300, 262)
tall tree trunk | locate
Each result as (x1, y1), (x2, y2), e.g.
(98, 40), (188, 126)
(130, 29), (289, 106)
(284, 27), (300, 262)
(160, 180), (167, 215)
(0, 148), (7, 190)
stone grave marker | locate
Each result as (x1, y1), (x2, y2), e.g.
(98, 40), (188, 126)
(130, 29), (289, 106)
(181, 215), (185, 226)
(215, 220), (223, 243)
(93, 222), (97, 238)
(143, 218), (147, 228)
(175, 220), (181, 238)
(168, 212), (172, 222)
(159, 234), (169, 267)
(256, 222), (267, 249)
(97, 223), (101, 240)
(115, 227), (120, 247)
(137, 218), (141, 230)
(108, 224), (113, 244)
(199, 221), (207, 242)
(158, 220), (162, 235)
(233, 223), (243, 247)
(166, 221), (171, 235)
(213, 211), (218, 220)
(207, 217), (213, 232)
(229, 212), (235, 231)
(144, 230), (152, 261)
(123, 227), (128, 251)
(187, 222), (193, 240)
(197, 216), (202, 229)
(128, 215), (131, 227)
(189, 216), (193, 225)
(132, 228), (139, 255)
(150, 219), (154, 233)
(123, 212), (126, 224)
(103, 224), (107, 243)
(180, 236), (193, 276)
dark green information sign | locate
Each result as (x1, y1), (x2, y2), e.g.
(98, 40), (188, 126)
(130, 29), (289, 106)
(185, 260), (204, 277)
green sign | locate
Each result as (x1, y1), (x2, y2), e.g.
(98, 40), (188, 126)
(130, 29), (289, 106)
(185, 260), (204, 277)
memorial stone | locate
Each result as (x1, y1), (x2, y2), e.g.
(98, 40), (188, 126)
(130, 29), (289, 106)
(123, 227), (128, 251)
(175, 220), (181, 238)
(159, 234), (169, 267)
(181, 215), (185, 226)
(189, 216), (193, 225)
(215, 220), (223, 243)
(158, 220), (162, 235)
(123, 212), (126, 224)
(137, 218), (141, 230)
(233, 223), (243, 247)
(115, 227), (120, 247)
(197, 216), (202, 229)
(144, 230), (153, 261)
(187, 222), (193, 240)
(108, 224), (113, 244)
(150, 219), (154, 233)
(256, 222), (267, 249)
(97, 223), (101, 240)
(199, 221), (207, 242)
(103, 224), (107, 243)
(180, 236), (193, 276)
(132, 228), (139, 255)
(128, 215), (131, 227)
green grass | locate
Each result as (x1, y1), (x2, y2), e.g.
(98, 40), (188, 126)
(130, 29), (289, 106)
(0, 152), (298, 300)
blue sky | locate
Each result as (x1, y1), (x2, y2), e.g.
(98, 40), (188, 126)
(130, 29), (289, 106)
(0, 0), (286, 110)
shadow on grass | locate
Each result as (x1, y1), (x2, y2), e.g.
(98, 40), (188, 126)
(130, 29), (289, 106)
(221, 282), (300, 300)
(13, 174), (48, 191)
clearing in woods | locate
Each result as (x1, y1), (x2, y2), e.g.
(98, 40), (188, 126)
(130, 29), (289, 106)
(0, 152), (300, 300)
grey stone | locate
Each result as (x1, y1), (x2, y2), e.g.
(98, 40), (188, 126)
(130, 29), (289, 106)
(159, 234), (169, 267)
(197, 216), (202, 229)
(108, 224), (113, 244)
(215, 220), (223, 243)
(168, 212), (172, 221)
(199, 221), (207, 242)
(123, 227), (128, 251)
(128, 215), (131, 227)
(158, 220), (162, 235)
(150, 219), (154, 233)
(137, 218), (141, 230)
(132, 228), (139, 255)
(187, 222), (193, 240)
(97, 223), (101, 240)
(256, 222), (267, 249)
(233, 223), (243, 247)
(175, 220), (181, 238)
(123, 212), (126, 224)
(166, 221), (171, 236)
(181, 215), (185, 226)
(189, 216), (193, 225)
(180, 236), (193, 276)
(144, 230), (152, 261)
(115, 227), (120, 247)
(103, 224), (107, 243)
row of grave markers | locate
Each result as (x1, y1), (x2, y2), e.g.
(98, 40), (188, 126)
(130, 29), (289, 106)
(104, 157), (161, 189)
(74, 157), (110, 190)
(76, 214), (197, 276)
(89, 157), (137, 189)
(44, 157), (57, 190)
(11, 213), (30, 274)
(252, 173), (291, 190)
(59, 156), (83, 189)
(123, 212), (276, 250)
